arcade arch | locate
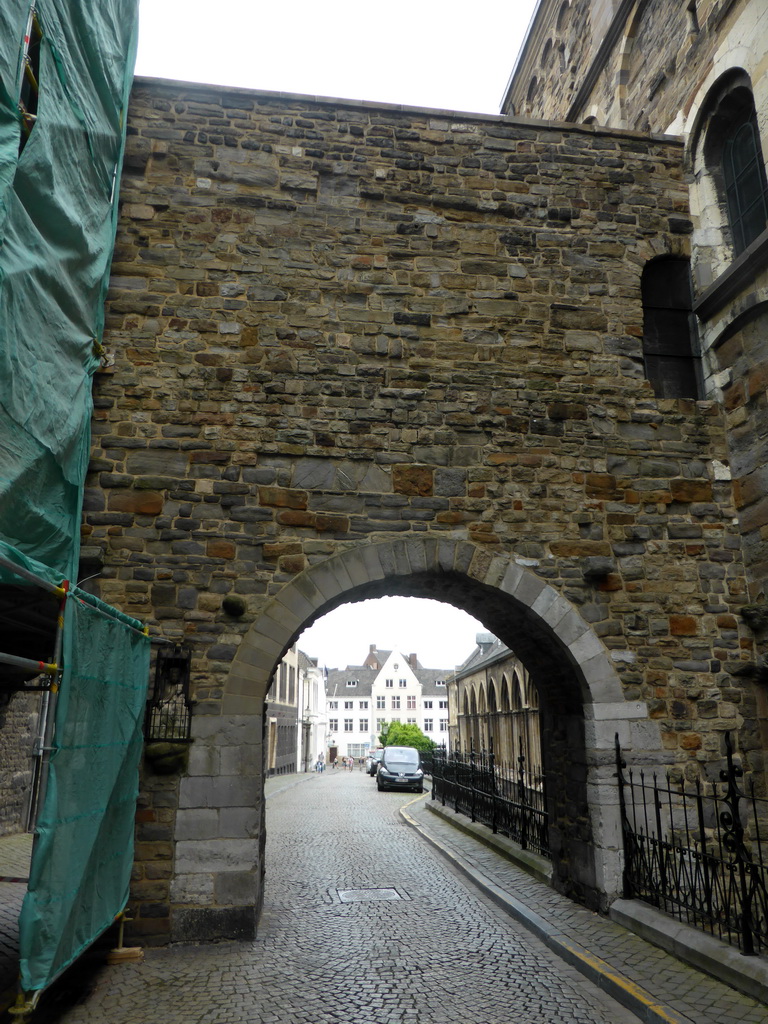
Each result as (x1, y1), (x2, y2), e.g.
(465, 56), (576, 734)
(173, 538), (663, 942)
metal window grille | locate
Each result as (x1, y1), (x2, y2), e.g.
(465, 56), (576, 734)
(144, 644), (192, 742)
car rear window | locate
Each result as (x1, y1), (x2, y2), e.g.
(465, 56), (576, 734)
(384, 746), (420, 768)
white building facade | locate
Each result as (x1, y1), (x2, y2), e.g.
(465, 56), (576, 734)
(325, 644), (452, 760)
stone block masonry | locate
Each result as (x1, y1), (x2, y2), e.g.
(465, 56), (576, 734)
(87, 80), (759, 940)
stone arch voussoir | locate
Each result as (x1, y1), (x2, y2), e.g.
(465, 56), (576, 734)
(226, 538), (641, 737)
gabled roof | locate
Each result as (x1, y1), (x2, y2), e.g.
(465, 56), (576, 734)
(325, 668), (377, 698)
(452, 635), (512, 680)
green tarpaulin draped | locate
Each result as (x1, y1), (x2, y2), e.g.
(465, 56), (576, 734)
(0, 0), (146, 997)
(0, 0), (138, 581)
(18, 584), (150, 993)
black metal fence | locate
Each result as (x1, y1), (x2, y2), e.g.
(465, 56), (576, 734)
(616, 733), (768, 956)
(427, 745), (549, 858)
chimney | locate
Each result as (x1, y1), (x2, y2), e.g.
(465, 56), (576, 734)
(409, 653), (417, 668)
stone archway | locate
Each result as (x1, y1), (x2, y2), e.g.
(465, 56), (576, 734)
(172, 538), (662, 941)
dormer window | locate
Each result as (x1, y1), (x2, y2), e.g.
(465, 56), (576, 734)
(346, 679), (358, 687)
(436, 680), (445, 686)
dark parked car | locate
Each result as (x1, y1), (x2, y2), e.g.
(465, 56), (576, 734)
(376, 746), (424, 793)
(367, 749), (384, 776)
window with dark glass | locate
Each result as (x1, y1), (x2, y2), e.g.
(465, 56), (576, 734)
(641, 258), (699, 399)
(703, 75), (768, 257)
(723, 106), (768, 254)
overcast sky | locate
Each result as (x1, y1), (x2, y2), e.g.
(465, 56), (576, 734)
(135, 2), (534, 668)
(135, 0), (537, 115)
(297, 597), (487, 673)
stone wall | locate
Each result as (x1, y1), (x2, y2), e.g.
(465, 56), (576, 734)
(0, 690), (38, 835)
(503, 0), (750, 133)
(87, 80), (760, 939)
(503, 0), (768, 631)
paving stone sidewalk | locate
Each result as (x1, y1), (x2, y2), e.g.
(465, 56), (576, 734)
(4, 773), (768, 1024)
(0, 833), (33, 1003)
(403, 794), (768, 1024)
(36, 770), (648, 1024)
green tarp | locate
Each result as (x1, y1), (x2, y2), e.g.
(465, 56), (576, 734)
(18, 570), (150, 993)
(0, 0), (146, 997)
(0, 0), (138, 581)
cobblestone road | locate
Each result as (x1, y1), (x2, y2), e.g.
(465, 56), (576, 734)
(44, 771), (642, 1024)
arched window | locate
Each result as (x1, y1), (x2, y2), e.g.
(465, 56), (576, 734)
(703, 73), (768, 257)
(641, 257), (699, 399)
(723, 108), (768, 254)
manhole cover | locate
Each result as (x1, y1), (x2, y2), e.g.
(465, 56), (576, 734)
(337, 887), (403, 903)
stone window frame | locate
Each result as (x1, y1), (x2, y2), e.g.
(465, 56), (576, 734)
(328, 700), (338, 709)
(703, 73), (768, 256)
(398, 678), (407, 687)
(359, 700), (368, 710)
(424, 699), (433, 709)
(689, 69), (768, 283)
(391, 695), (401, 710)
(640, 255), (701, 400)
(376, 695), (386, 709)
(424, 718), (434, 732)
(344, 700), (353, 709)
(329, 718), (338, 731)
(359, 718), (368, 732)
(406, 695), (416, 709)
(343, 719), (353, 732)
(385, 678), (393, 688)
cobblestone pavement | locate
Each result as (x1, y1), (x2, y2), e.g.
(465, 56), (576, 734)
(0, 833), (32, 1000)
(407, 800), (768, 1024)
(42, 771), (643, 1024)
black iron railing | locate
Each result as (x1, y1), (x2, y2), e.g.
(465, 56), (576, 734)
(616, 733), (768, 956)
(427, 744), (549, 858)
